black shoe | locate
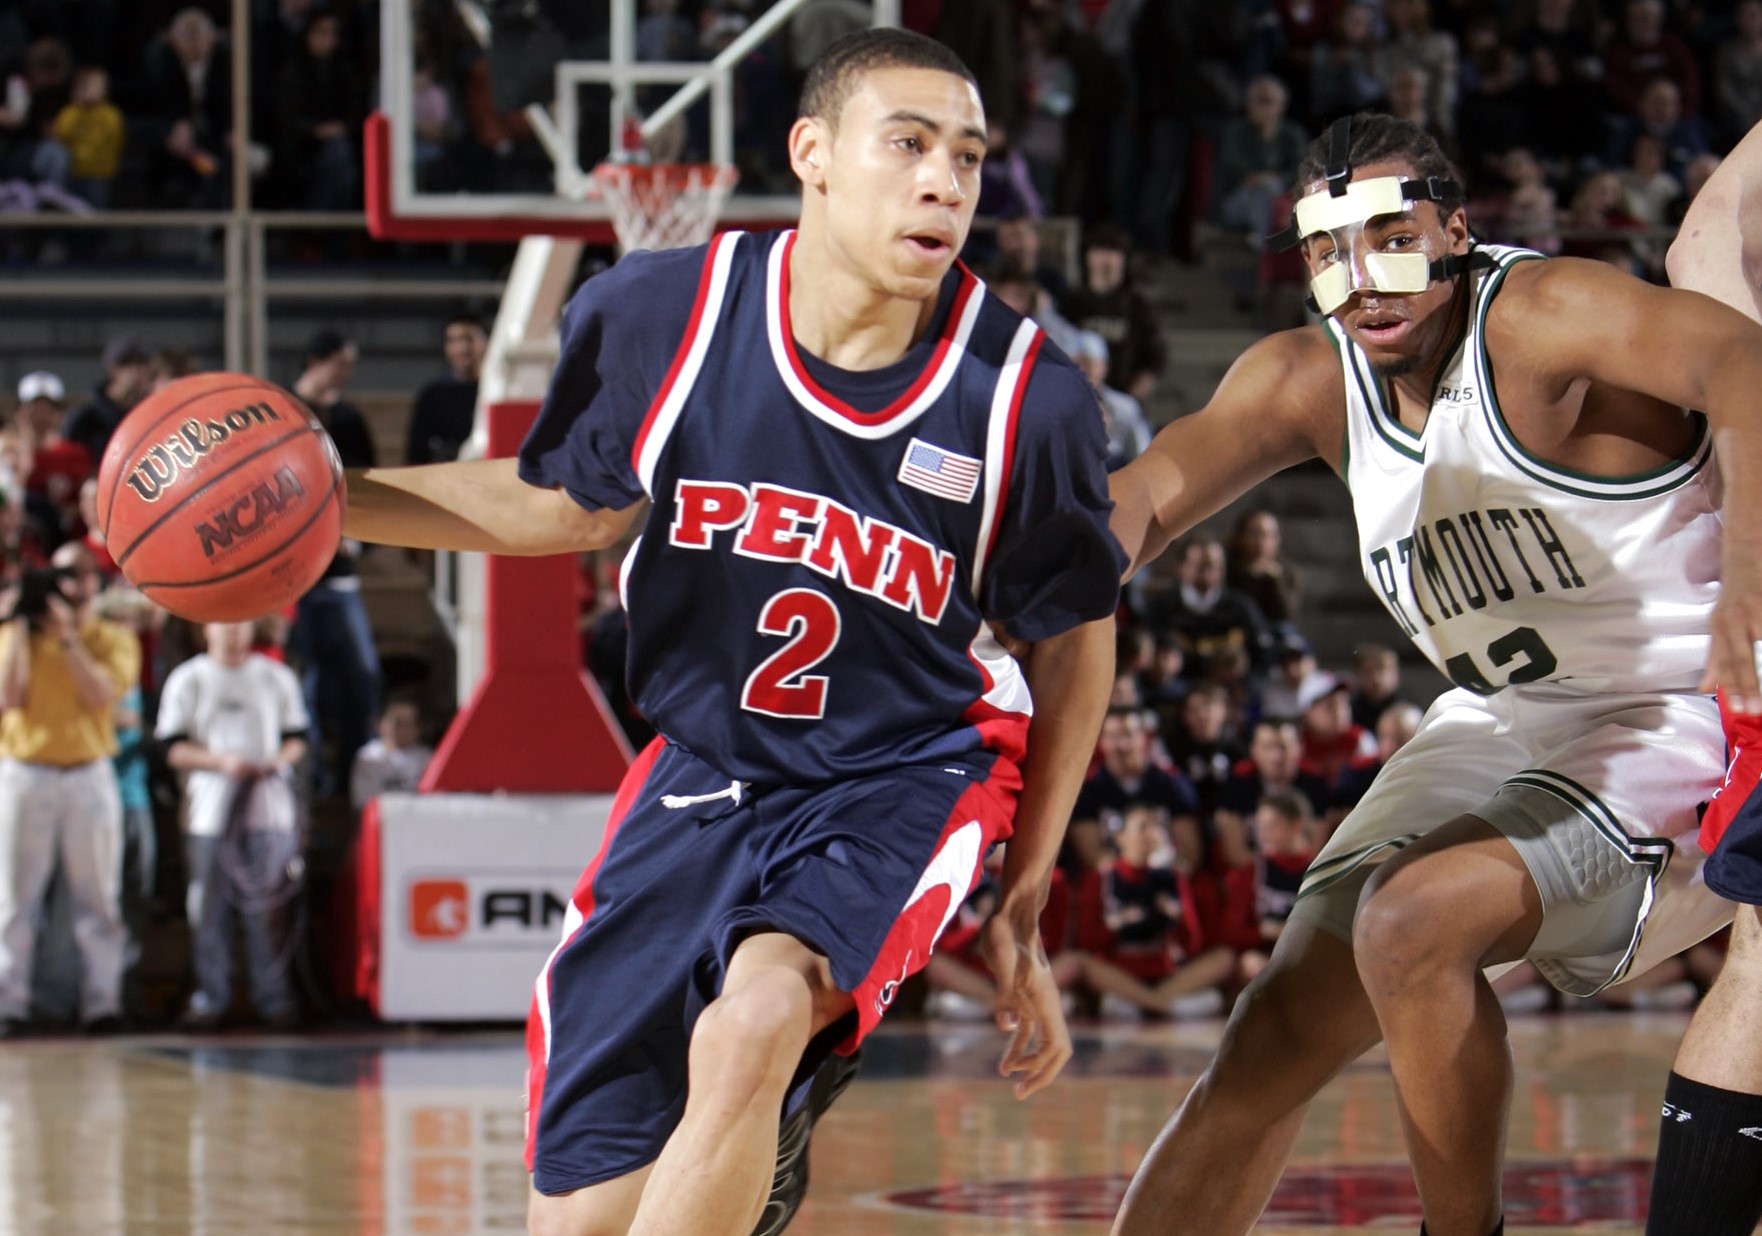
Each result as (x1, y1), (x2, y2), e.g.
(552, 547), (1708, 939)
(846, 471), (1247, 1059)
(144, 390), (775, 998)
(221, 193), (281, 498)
(750, 1048), (863, 1236)
(82, 1015), (124, 1036)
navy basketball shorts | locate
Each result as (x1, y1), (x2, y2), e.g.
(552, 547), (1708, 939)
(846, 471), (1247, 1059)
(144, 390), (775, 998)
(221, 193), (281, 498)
(1701, 689), (1762, 905)
(523, 736), (1020, 1194)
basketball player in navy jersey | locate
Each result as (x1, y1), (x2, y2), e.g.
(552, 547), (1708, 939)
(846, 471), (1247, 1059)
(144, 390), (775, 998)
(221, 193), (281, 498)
(1102, 113), (1762, 1236)
(339, 28), (1122, 1236)
(1643, 121), (1762, 1236)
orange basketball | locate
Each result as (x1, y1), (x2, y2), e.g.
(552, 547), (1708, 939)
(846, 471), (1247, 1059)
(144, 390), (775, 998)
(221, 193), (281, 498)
(96, 373), (345, 623)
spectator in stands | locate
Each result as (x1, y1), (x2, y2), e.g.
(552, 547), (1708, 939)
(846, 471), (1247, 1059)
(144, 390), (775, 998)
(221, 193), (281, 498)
(141, 9), (232, 209)
(1060, 224), (1167, 400)
(637, 0), (695, 62)
(1220, 788), (1317, 983)
(0, 488), (46, 582)
(62, 334), (149, 464)
(1072, 705), (1203, 877)
(275, 8), (365, 211)
(349, 696), (434, 811)
(1016, 8), (1075, 211)
(1259, 632), (1324, 721)
(1070, 330), (1153, 472)
(1520, 46), (1608, 183)
(1214, 716), (1330, 838)
(157, 620), (308, 1030)
(51, 66), (122, 209)
(1380, 0), (1457, 137)
(0, 541), (140, 1036)
(77, 479), (115, 579)
(1610, 76), (1711, 185)
(1604, 0), (1701, 118)
(405, 312), (486, 465)
(12, 370), (91, 549)
(1074, 801), (1234, 1019)
(993, 209), (1069, 301)
(0, 37), (74, 190)
(148, 345), (199, 393)
(1147, 533), (1273, 682)
(1334, 698), (1424, 816)
(1716, 0), (1762, 143)
(1295, 672), (1379, 817)
(1213, 76), (1309, 244)
(1225, 508), (1300, 637)
(989, 267), (1083, 356)
(1310, 2), (1386, 123)
(93, 585), (157, 1024)
(977, 120), (1044, 220)
(1510, 0), (1602, 85)
(1496, 146), (1563, 255)
(1563, 168), (1645, 275)
(931, 0), (1019, 135)
(1456, 43), (1528, 188)
(1165, 681), (1244, 818)
(287, 330), (380, 801)
(1348, 642), (1409, 731)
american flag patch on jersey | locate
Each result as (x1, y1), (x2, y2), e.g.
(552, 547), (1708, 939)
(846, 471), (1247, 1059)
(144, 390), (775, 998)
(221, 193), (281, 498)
(897, 438), (982, 503)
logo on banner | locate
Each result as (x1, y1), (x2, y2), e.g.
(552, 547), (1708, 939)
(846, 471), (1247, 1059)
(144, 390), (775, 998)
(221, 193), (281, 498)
(410, 879), (470, 939)
(405, 873), (572, 944)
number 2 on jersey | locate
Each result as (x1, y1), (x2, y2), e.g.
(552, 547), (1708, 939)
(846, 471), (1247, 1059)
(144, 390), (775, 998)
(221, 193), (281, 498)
(741, 589), (843, 719)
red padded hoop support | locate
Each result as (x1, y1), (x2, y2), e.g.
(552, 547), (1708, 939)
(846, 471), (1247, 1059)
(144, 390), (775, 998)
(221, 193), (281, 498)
(417, 400), (634, 793)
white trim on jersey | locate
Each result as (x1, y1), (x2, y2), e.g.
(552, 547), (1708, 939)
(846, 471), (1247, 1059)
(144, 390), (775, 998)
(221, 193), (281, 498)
(764, 232), (986, 440)
(969, 623), (1034, 718)
(635, 231), (743, 496)
(533, 899), (586, 1061)
(971, 318), (1042, 592)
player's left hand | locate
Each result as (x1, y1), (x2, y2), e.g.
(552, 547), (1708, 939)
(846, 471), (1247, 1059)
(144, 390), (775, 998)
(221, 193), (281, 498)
(980, 898), (1073, 1099)
(1704, 581), (1762, 714)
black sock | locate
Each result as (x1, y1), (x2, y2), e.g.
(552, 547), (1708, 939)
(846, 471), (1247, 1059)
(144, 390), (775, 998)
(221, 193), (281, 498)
(1646, 1071), (1762, 1235)
(1418, 1220), (1502, 1235)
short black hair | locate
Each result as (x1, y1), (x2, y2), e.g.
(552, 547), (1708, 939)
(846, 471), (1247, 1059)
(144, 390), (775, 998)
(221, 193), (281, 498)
(1293, 113), (1465, 218)
(798, 27), (977, 127)
(444, 311), (486, 335)
(304, 328), (353, 365)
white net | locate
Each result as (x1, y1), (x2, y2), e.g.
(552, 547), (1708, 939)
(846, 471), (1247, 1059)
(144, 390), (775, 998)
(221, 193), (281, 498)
(591, 162), (740, 253)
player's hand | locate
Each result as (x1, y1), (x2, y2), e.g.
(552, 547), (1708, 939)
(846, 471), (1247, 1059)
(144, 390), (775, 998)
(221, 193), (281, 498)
(1704, 581), (1762, 713)
(980, 897), (1073, 1100)
(216, 753), (256, 779)
(44, 595), (77, 641)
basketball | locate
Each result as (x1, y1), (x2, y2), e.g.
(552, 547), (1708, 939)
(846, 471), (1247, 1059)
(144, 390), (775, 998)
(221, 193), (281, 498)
(96, 372), (345, 623)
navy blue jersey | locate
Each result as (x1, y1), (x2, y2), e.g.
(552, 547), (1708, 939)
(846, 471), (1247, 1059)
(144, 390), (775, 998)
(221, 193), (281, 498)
(520, 230), (1123, 784)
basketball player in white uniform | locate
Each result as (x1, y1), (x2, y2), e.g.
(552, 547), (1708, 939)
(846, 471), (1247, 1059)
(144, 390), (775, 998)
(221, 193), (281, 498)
(1105, 113), (1762, 1236)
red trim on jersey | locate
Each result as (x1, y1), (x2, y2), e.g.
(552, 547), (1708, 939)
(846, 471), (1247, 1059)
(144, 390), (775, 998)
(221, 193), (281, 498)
(630, 237), (729, 475)
(981, 330), (1044, 569)
(525, 736), (665, 1169)
(844, 758), (1021, 1049)
(963, 649), (1030, 766)
(1701, 689), (1762, 853)
(773, 231), (979, 426)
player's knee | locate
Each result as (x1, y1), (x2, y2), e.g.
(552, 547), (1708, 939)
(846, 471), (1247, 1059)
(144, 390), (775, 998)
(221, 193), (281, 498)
(527, 1192), (625, 1236)
(1212, 961), (1317, 1082)
(1351, 874), (1452, 994)
(691, 972), (813, 1095)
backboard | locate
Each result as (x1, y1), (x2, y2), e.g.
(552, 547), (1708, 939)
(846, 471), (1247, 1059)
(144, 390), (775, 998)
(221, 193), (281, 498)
(371, 0), (903, 244)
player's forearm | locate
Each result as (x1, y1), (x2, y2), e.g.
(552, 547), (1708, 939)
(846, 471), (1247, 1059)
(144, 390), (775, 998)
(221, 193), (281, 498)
(998, 616), (1115, 912)
(0, 623), (28, 711)
(342, 458), (638, 555)
(1108, 454), (1177, 578)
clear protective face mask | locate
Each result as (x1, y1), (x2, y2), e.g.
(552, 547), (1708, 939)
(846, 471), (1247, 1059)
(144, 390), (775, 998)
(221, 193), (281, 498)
(1292, 176), (1438, 314)
(1267, 117), (1479, 317)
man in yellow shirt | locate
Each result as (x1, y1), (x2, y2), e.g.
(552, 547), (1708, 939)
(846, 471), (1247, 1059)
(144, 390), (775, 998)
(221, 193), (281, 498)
(52, 66), (123, 210)
(0, 541), (139, 1035)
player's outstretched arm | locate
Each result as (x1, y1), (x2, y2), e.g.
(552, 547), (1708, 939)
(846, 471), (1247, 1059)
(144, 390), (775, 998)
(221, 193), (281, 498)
(1502, 258), (1762, 710)
(984, 614), (1114, 1098)
(342, 458), (641, 556)
(1667, 122), (1762, 321)
(1108, 330), (1338, 577)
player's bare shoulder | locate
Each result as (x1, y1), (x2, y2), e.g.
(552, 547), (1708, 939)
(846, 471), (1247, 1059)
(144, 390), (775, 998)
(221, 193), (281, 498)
(1211, 323), (1349, 466)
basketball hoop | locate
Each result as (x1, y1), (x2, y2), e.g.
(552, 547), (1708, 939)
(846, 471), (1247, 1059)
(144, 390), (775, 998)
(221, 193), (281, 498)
(591, 162), (740, 253)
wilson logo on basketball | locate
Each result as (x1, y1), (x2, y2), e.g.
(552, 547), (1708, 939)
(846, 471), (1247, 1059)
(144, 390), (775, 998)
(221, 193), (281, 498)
(124, 401), (284, 503)
(194, 465), (306, 558)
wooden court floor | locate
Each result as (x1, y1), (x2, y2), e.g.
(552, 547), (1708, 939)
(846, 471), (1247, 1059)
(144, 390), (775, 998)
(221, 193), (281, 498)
(0, 1012), (1700, 1234)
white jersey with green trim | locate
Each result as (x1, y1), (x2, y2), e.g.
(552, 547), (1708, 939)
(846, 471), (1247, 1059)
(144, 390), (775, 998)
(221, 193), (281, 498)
(1330, 244), (1722, 697)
